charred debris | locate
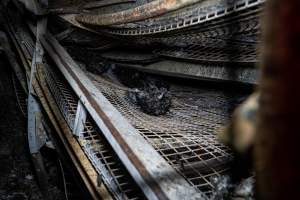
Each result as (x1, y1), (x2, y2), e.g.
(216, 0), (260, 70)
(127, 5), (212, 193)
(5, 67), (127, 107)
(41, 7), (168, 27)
(4, 0), (297, 200)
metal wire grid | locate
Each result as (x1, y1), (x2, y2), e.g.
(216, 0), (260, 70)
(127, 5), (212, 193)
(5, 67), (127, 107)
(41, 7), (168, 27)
(132, 10), (260, 48)
(44, 67), (147, 200)
(149, 22), (259, 63)
(148, 14), (260, 64)
(45, 67), (77, 130)
(88, 73), (238, 197)
(7, 10), (35, 59)
(78, 119), (147, 200)
(11, 73), (27, 117)
(104, 0), (264, 36)
(154, 39), (257, 63)
(8, 5), (238, 197)
(8, 6), (145, 199)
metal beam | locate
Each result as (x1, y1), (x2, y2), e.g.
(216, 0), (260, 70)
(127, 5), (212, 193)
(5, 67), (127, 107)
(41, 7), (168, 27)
(83, 0), (136, 9)
(114, 60), (258, 84)
(76, 0), (202, 26)
(73, 100), (87, 137)
(40, 33), (206, 200)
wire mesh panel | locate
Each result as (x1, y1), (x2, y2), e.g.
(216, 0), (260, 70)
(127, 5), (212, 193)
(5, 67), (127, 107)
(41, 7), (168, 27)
(44, 66), (147, 200)
(5, 8), (35, 60)
(45, 67), (78, 129)
(11, 73), (27, 117)
(103, 0), (264, 36)
(148, 9), (261, 58)
(77, 119), (147, 200)
(87, 72), (244, 197)
(154, 39), (258, 64)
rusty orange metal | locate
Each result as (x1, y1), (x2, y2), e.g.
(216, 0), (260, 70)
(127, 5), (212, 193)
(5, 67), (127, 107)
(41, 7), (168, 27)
(75, 0), (202, 26)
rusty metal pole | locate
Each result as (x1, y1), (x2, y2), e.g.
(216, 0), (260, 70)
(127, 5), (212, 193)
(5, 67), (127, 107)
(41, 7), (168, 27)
(255, 0), (300, 199)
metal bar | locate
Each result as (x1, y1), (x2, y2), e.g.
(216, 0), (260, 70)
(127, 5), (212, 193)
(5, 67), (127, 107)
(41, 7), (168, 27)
(113, 60), (258, 84)
(83, 0), (136, 9)
(73, 100), (87, 137)
(75, 0), (203, 26)
(28, 17), (47, 92)
(44, 65), (147, 200)
(103, 0), (264, 36)
(40, 32), (206, 200)
(255, 0), (300, 199)
(27, 94), (45, 153)
(36, 66), (113, 200)
(27, 15), (47, 151)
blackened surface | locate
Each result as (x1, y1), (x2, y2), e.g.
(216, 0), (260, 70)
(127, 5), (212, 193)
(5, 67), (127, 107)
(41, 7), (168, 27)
(127, 84), (172, 116)
(113, 67), (172, 115)
(0, 56), (43, 200)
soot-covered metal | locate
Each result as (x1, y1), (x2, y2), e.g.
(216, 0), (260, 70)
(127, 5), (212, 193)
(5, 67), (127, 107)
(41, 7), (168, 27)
(0, 0), (270, 199)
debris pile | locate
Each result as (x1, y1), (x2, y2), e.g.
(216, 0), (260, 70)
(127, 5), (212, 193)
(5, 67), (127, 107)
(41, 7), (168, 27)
(128, 83), (172, 116)
(113, 67), (172, 115)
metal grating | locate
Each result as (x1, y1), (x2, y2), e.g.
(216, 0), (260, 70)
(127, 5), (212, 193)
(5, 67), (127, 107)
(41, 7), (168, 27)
(45, 67), (77, 129)
(11, 73), (27, 117)
(87, 72), (244, 197)
(153, 13), (261, 45)
(133, 10), (261, 47)
(44, 66), (147, 200)
(148, 13), (260, 64)
(6, 10), (35, 59)
(78, 119), (147, 200)
(154, 38), (258, 64)
(103, 0), (264, 36)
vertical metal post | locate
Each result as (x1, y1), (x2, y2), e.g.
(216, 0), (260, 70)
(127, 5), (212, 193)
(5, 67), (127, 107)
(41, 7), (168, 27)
(28, 95), (47, 153)
(255, 0), (300, 199)
(73, 100), (87, 137)
(25, 2), (50, 197)
(28, 94), (50, 199)
(28, 17), (47, 150)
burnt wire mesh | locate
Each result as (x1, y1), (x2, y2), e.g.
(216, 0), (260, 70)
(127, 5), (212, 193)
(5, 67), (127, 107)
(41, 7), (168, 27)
(149, 8), (261, 64)
(154, 39), (258, 63)
(11, 73), (27, 117)
(5, 0), (258, 198)
(104, 0), (264, 36)
(87, 72), (243, 197)
(44, 66), (147, 200)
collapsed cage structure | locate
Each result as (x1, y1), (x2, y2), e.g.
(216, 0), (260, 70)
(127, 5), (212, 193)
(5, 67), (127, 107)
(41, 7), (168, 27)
(1, 0), (264, 199)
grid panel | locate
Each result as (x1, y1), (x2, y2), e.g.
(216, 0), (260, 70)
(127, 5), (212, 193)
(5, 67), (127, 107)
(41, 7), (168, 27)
(88, 73), (242, 197)
(154, 38), (258, 63)
(104, 0), (264, 36)
(44, 66), (146, 200)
